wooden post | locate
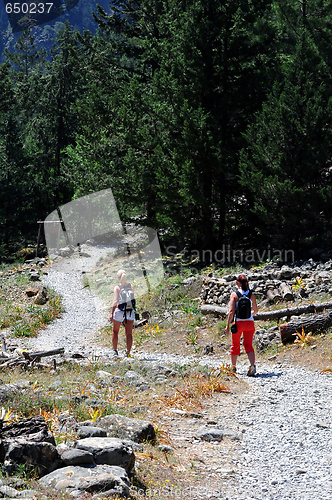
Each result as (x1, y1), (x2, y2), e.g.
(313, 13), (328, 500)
(36, 222), (42, 257)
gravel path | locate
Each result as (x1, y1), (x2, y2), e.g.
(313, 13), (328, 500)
(28, 269), (109, 352)
(228, 362), (332, 500)
(29, 269), (332, 500)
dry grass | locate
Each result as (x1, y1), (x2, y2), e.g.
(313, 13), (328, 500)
(0, 266), (64, 337)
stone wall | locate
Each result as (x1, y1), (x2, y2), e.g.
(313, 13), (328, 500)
(200, 260), (332, 307)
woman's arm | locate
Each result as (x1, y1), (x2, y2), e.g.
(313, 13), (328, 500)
(251, 293), (258, 315)
(225, 292), (237, 334)
(110, 285), (120, 322)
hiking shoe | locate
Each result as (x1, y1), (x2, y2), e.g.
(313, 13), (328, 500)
(230, 365), (237, 374)
(113, 349), (118, 356)
(247, 365), (256, 377)
(125, 350), (131, 358)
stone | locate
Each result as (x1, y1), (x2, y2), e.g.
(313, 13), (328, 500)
(74, 437), (135, 472)
(39, 464), (130, 497)
(58, 247), (73, 257)
(203, 344), (214, 355)
(98, 414), (156, 444)
(0, 484), (37, 497)
(29, 272), (40, 282)
(61, 448), (95, 466)
(0, 384), (20, 400)
(0, 416), (62, 477)
(95, 371), (114, 385)
(33, 287), (48, 305)
(0, 485), (21, 497)
(2, 441), (62, 477)
(2, 416), (55, 445)
(182, 276), (196, 285)
(77, 426), (107, 439)
(25, 286), (40, 297)
(123, 370), (148, 388)
(195, 427), (224, 442)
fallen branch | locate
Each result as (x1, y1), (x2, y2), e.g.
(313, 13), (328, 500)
(22, 347), (65, 362)
(200, 301), (332, 322)
(0, 347), (64, 368)
(254, 301), (332, 321)
(200, 305), (228, 317)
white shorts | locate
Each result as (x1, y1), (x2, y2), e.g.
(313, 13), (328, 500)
(113, 308), (135, 323)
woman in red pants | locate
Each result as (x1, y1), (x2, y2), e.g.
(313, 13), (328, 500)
(225, 274), (258, 376)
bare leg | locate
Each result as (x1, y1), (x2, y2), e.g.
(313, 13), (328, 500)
(231, 354), (238, 366)
(247, 350), (255, 366)
(112, 320), (122, 351)
(124, 320), (133, 354)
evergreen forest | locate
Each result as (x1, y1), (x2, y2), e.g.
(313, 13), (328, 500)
(0, 0), (331, 262)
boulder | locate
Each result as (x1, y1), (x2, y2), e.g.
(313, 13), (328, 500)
(74, 437), (135, 473)
(3, 441), (62, 477)
(0, 416), (62, 477)
(98, 414), (156, 444)
(39, 464), (130, 497)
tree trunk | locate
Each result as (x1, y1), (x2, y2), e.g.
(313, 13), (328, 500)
(266, 289), (282, 303)
(253, 301), (332, 321)
(200, 301), (332, 320)
(279, 282), (294, 301)
(280, 311), (332, 343)
(200, 304), (228, 317)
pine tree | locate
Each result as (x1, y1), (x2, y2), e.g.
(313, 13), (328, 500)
(69, 0), (278, 251)
(240, 0), (332, 254)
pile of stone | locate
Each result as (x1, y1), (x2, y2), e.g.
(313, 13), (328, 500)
(0, 413), (156, 499)
(200, 260), (332, 308)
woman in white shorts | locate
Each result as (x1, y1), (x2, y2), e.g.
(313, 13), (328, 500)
(110, 269), (135, 357)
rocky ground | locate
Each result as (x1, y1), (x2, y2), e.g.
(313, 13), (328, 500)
(1, 256), (332, 499)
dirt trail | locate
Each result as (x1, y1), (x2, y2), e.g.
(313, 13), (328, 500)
(28, 268), (109, 352)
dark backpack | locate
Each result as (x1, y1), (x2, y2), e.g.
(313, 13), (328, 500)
(118, 283), (136, 312)
(235, 290), (252, 319)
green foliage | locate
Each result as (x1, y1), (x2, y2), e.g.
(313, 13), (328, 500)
(65, 0), (280, 250)
(0, 268), (64, 336)
(0, 0), (331, 259)
(239, 0), (332, 252)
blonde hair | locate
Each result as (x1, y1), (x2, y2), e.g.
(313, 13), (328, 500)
(117, 269), (127, 285)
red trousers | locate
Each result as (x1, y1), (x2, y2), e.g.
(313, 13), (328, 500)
(230, 320), (255, 356)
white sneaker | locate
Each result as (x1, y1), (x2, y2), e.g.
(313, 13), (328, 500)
(247, 365), (256, 377)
